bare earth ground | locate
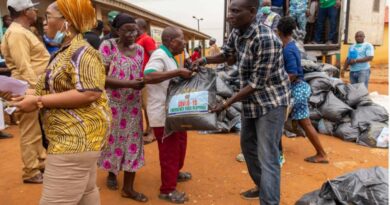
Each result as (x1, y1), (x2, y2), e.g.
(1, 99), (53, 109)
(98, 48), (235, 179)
(0, 67), (388, 205)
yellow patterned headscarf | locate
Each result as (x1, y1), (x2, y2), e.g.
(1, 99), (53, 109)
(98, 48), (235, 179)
(57, 0), (96, 33)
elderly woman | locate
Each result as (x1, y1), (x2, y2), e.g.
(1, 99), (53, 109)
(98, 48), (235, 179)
(12, 0), (111, 204)
(97, 13), (147, 202)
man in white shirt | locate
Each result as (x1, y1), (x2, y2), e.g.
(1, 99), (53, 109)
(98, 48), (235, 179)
(144, 26), (193, 204)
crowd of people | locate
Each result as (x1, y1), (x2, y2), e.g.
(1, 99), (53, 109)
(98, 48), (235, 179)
(0, 0), (375, 204)
(257, 0), (341, 44)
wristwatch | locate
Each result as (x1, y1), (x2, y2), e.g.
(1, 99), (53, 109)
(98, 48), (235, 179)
(37, 96), (44, 109)
(222, 100), (229, 110)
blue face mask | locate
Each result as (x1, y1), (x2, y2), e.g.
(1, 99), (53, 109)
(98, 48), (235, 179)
(260, 6), (271, 15)
(52, 31), (65, 44)
(52, 22), (67, 44)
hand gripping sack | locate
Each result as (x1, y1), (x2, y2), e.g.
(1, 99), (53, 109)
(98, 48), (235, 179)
(165, 68), (218, 134)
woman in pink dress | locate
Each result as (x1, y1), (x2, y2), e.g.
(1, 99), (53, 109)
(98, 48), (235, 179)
(97, 13), (147, 202)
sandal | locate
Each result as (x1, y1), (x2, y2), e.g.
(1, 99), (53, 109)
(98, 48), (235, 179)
(159, 190), (189, 204)
(177, 172), (192, 182)
(304, 156), (329, 164)
(106, 176), (118, 190)
(121, 190), (148, 203)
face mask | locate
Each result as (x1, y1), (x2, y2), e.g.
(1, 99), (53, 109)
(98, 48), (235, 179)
(52, 22), (67, 44)
(260, 6), (271, 15)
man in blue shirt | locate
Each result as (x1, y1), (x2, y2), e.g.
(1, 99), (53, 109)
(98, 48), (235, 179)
(271, 0), (288, 16)
(343, 31), (374, 88)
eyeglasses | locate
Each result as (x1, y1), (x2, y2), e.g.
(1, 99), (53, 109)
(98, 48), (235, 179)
(45, 13), (64, 22)
(119, 28), (138, 36)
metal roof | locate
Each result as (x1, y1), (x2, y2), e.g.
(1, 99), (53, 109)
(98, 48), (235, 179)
(93, 0), (211, 40)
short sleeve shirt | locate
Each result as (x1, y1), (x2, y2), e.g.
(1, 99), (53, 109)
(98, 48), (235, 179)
(136, 33), (157, 71)
(320, 0), (336, 8)
(348, 42), (374, 72)
(283, 41), (304, 80)
(144, 45), (179, 127)
(35, 34), (111, 154)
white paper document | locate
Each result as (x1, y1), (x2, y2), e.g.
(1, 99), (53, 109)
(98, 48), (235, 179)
(0, 101), (4, 130)
(0, 76), (28, 96)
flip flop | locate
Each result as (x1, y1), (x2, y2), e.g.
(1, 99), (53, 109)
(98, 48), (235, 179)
(304, 156), (329, 164)
(159, 190), (189, 204)
(122, 191), (148, 203)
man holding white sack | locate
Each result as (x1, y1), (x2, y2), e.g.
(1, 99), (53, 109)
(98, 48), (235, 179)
(0, 0), (49, 184)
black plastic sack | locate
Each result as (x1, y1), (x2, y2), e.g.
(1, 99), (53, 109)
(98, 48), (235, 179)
(320, 63), (339, 77)
(317, 119), (335, 136)
(216, 76), (233, 98)
(309, 93), (327, 107)
(319, 92), (353, 122)
(226, 106), (241, 120)
(165, 68), (218, 133)
(334, 122), (360, 142)
(301, 60), (321, 73)
(319, 167), (388, 205)
(304, 72), (329, 82)
(345, 83), (371, 107)
(329, 77), (344, 89)
(309, 109), (322, 120)
(334, 84), (347, 101)
(357, 122), (388, 148)
(351, 104), (389, 127)
(284, 118), (306, 137)
(232, 102), (242, 112)
(295, 190), (336, 205)
(309, 78), (332, 95)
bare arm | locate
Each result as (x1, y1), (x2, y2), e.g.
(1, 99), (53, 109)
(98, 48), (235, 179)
(144, 68), (192, 84)
(211, 85), (256, 112)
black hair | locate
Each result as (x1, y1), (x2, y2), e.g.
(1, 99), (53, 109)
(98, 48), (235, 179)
(277, 16), (296, 36)
(95, 20), (104, 32)
(243, 0), (259, 10)
(8, 6), (23, 19)
(135, 18), (148, 30)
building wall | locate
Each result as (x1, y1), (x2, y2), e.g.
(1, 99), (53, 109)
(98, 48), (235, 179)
(341, 24), (388, 66)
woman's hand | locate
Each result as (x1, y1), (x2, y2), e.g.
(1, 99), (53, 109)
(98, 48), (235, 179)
(127, 79), (145, 90)
(11, 95), (39, 113)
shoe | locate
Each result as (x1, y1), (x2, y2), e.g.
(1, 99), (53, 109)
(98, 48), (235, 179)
(23, 173), (43, 184)
(0, 131), (13, 139)
(236, 153), (245, 163)
(279, 154), (286, 167)
(240, 187), (259, 200)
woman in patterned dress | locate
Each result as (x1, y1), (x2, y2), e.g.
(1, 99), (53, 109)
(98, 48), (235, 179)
(277, 16), (328, 163)
(97, 13), (147, 202)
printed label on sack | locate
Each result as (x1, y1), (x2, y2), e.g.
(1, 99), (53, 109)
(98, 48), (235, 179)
(168, 91), (209, 116)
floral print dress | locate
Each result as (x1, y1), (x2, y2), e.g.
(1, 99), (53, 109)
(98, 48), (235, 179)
(98, 39), (145, 174)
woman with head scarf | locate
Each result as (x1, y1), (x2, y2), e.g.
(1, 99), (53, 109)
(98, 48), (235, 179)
(12, 0), (111, 204)
(97, 13), (148, 202)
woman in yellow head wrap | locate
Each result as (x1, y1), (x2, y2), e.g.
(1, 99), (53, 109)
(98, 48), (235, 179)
(12, 0), (111, 204)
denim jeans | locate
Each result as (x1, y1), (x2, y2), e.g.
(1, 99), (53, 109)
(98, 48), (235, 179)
(241, 106), (287, 205)
(314, 6), (338, 43)
(350, 69), (371, 88)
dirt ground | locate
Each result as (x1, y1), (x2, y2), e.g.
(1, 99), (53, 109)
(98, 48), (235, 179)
(0, 67), (388, 205)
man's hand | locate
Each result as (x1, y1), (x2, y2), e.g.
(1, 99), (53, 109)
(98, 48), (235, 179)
(127, 79), (145, 90)
(335, 0), (341, 9)
(210, 102), (226, 114)
(349, 59), (357, 65)
(0, 91), (14, 101)
(306, 9), (310, 17)
(11, 95), (39, 113)
(191, 58), (206, 71)
(178, 68), (193, 79)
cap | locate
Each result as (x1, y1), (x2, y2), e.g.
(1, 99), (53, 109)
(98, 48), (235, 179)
(108, 11), (120, 23)
(210, 38), (216, 42)
(7, 0), (39, 12)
